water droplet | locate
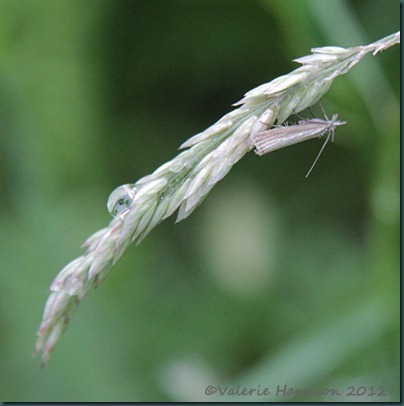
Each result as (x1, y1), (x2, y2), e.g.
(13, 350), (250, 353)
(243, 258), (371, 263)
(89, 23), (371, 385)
(107, 184), (137, 219)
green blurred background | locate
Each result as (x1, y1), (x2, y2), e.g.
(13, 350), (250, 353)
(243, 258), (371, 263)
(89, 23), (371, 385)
(0, 0), (399, 402)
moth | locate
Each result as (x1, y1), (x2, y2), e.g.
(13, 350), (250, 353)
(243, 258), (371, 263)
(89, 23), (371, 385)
(252, 113), (346, 177)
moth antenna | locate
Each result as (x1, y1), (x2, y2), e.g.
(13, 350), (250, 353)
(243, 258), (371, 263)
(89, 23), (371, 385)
(305, 133), (330, 178)
(308, 106), (315, 118)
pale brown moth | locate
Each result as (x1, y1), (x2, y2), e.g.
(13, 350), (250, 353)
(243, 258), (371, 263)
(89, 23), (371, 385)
(252, 113), (346, 177)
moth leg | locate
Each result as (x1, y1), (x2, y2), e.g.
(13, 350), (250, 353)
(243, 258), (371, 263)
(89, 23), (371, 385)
(319, 100), (330, 121)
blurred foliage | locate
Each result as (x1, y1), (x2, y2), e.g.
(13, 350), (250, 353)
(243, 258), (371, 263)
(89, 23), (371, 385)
(0, 0), (399, 402)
